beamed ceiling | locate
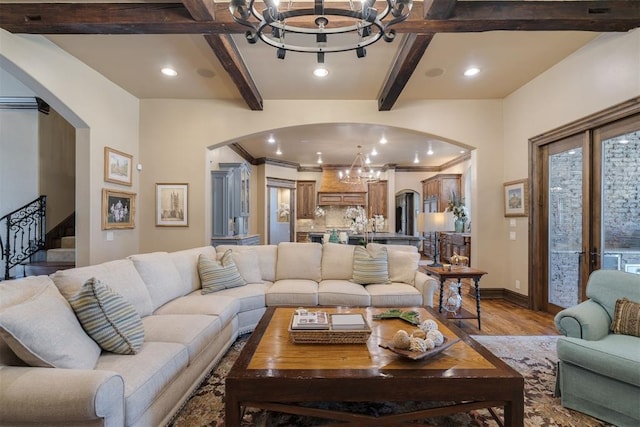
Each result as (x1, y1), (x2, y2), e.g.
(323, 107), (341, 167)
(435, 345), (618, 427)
(1, 1), (638, 168)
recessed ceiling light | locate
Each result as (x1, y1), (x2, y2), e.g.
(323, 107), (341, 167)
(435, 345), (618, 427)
(459, 149), (466, 154)
(365, 156), (371, 165)
(464, 67), (480, 77)
(427, 148), (434, 156)
(313, 67), (329, 78)
(161, 67), (178, 77)
(276, 147), (282, 155)
(413, 153), (419, 164)
(379, 137), (387, 144)
(371, 148), (378, 156)
(268, 136), (276, 144)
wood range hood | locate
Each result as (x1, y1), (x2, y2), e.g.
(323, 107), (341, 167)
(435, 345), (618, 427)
(317, 168), (367, 206)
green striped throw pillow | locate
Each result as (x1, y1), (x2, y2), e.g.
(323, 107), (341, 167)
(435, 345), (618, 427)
(69, 277), (144, 355)
(352, 246), (390, 285)
(199, 249), (246, 294)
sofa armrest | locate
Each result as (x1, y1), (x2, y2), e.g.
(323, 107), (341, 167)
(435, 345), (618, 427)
(0, 366), (125, 427)
(413, 271), (437, 308)
(554, 299), (611, 340)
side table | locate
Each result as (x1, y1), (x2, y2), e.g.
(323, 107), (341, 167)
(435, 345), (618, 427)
(422, 265), (488, 330)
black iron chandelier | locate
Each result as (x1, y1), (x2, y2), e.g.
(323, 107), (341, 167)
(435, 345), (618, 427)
(229, 0), (413, 62)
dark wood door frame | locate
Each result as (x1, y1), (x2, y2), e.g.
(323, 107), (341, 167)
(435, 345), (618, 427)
(528, 97), (640, 312)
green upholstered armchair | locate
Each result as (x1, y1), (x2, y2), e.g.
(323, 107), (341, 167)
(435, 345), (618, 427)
(554, 269), (640, 427)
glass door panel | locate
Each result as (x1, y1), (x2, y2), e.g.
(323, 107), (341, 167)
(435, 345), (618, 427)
(548, 139), (585, 309)
(596, 123), (640, 274)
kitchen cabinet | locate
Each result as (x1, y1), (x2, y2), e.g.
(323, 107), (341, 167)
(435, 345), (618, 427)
(296, 181), (316, 219)
(368, 180), (388, 218)
(317, 192), (366, 206)
(421, 174), (461, 213)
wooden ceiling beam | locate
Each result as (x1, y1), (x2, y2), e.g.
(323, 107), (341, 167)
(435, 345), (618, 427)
(204, 34), (263, 111)
(378, 33), (435, 111)
(1, 2), (638, 34)
(181, 0), (216, 21)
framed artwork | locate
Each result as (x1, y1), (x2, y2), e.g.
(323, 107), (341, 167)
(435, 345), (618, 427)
(156, 183), (188, 226)
(104, 147), (133, 186)
(102, 189), (135, 229)
(625, 264), (640, 275)
(503, 179), (529, 217)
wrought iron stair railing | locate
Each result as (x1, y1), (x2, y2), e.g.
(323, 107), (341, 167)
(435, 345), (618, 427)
(0, 195), (46, 280)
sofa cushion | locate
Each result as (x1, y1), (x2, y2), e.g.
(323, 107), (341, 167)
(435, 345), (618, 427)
(321, 243), (355, 280)
(95, 341), (188, 426)
(367, 243), (418, 254)
(586, 269), (640, 320)
(365, 283), (422, 307)
(611, 298), (640, 337)
(352, 246), (390, 285)
(129, 251), (187, 310)
(69, 277), (144, 355)
(216, 245), (278, 282)
(0, 278), (101, 369)
(199, 250), (246, 294)
(213, 282), (270, 313)
(51, 259), (154, 317)
(318, 280), (371, 306)
(168, 246), (218, 293)
(557, 334), (640, 387)
(154, 291), (240, 327)
(387, 250), (420, 285)
(276, 242), (322, 282)
(228, 250), (263, 284)
(266, 279), (319, 306)
(142, 314), (221, 362)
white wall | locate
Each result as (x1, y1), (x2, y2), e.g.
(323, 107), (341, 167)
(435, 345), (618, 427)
(1, 30), (140, 266)
(502, 29), (640, 295)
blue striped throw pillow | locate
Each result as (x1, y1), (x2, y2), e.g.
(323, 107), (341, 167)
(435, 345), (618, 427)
(69, 277), (144, 355)
(352, 246), (390, 285)
(199, 249), (246, 294)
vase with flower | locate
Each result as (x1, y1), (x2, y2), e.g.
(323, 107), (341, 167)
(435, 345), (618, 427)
(445, 192), (467, 233)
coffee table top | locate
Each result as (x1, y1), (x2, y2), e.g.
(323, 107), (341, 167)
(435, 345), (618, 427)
(231, 306), (516, 378)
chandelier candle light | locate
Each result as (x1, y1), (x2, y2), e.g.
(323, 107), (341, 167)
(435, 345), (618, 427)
(229, 0), (413, 62)
(339, 145), (381, 184)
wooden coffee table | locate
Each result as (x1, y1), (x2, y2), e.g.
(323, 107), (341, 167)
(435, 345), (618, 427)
(225, 306), (524, 426)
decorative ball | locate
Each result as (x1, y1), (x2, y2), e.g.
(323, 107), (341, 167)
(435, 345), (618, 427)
(392, 330), (411, 350)
(409, 337), (427, 352)
(411, 329), (426, 339)
(424, 338), (435, 351)
(419, 319), (438, 333)
(427, 330), (444, 347)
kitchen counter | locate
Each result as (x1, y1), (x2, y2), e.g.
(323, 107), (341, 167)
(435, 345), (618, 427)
(308, 232), (421, 247)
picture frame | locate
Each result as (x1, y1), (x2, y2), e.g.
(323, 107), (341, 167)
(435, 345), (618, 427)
(625, 264), (640, 275)
(503, 179), (529, 217)
(104, 147), (133, 186)
(102, 189), (135, 229)
(156, 183), (188, 227)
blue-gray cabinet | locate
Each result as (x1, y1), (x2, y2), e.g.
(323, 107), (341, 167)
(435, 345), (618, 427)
(212, 162), (250, 237)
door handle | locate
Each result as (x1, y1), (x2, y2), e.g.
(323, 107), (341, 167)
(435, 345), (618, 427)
(590, 248), (599, 266)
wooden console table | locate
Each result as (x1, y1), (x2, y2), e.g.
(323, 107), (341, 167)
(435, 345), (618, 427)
(423, 266), (488, 330)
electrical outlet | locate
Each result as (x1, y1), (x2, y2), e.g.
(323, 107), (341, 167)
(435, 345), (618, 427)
(509, 219), (516, 227)
(106, 231), (114, 241)
(515, 280), (521, 289)
(509, 231), (516, 240)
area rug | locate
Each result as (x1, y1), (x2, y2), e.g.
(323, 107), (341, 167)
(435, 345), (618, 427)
(169, 335), (613, 427)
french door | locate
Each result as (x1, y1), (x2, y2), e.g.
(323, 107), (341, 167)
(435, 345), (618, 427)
(531, 101), (640, 314)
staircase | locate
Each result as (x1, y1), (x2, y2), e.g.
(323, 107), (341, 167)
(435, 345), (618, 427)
(24, 235), (75, 276)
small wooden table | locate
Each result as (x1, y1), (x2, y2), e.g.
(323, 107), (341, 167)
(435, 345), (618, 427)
(423, 266), (488, 330)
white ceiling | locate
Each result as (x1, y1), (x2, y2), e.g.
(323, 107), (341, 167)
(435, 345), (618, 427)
(41, 24), (599, 167)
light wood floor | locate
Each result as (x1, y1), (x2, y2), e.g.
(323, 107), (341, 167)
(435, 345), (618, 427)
(434, 282), (559, 336)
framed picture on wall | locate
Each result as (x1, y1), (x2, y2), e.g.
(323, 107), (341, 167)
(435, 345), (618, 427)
(104, 147), (133, 186)
(503, 179), (529, 217)
(156, 183), (188, 227)
(102, 189), (135, 229)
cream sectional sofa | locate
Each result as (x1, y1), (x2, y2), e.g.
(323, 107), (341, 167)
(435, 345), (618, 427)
(0, 242), (436, 427)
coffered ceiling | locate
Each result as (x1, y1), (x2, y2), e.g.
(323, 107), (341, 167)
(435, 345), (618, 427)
(1, 1), (637, 167)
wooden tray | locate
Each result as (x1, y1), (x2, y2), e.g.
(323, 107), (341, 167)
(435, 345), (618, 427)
(379, 337), (461, 360)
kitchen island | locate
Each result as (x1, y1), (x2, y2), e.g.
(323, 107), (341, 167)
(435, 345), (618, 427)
(308, 232), (421, 247)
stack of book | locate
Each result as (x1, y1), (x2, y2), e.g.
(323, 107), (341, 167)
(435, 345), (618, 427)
(331, 313), (367, 330)
(291, 311), (330, 330)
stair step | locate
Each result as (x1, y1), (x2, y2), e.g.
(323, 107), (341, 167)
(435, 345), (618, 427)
(47, 248), (75, 263)
(24, 262), (75, 277)
(61, 236), (76, 249)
